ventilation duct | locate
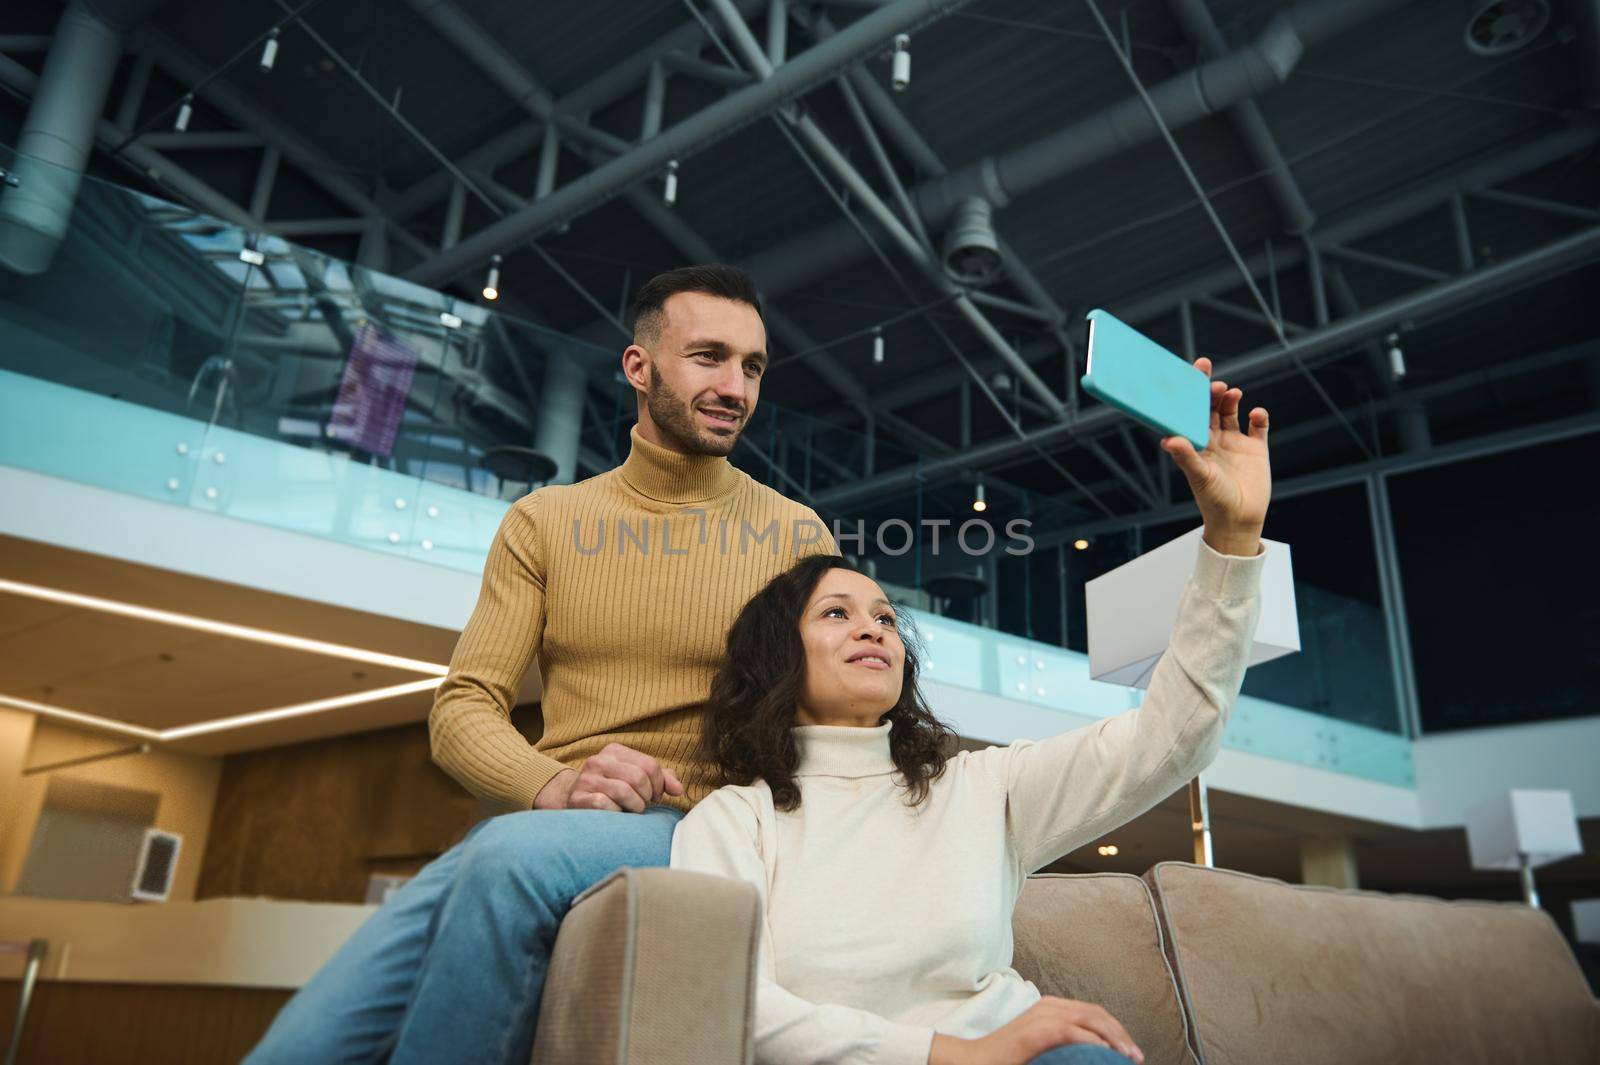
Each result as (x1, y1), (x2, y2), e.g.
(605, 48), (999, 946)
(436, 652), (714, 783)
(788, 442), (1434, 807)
(1462, 0), (1551, 55)
(942, 196), (1002, 286)
(0, 0), (171, 275)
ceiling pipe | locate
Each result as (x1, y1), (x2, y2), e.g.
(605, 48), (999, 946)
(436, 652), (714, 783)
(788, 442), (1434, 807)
(403, 0), (977, 289)
(742, 0), (1408, 299)
(0, 51), (260, 231)
(0, 0), (171, 274)
(1167, 0), (1316, 235)
(814, 221), (1600, 508)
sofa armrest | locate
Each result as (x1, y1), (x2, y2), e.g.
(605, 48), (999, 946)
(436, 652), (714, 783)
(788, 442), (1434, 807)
(530, 867), (760, 1065)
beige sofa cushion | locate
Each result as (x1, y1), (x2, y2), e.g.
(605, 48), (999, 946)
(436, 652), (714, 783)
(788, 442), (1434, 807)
(1144, 861), (1600, 1065)
(1011, 873), (1199, 1065)
(531, 867), (759, 1065)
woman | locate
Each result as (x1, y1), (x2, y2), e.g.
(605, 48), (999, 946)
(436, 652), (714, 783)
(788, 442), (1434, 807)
(671, 365), (1271, 1065)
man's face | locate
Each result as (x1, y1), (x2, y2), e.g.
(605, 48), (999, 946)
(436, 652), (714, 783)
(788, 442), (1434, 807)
(630, 292), (767, 457)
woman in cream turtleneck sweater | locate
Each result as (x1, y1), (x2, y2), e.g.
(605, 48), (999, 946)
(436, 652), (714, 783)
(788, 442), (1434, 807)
(671, 365), (1272, 1065)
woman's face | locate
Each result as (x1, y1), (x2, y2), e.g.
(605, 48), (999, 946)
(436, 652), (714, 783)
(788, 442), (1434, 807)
(795, 567), (905, 727)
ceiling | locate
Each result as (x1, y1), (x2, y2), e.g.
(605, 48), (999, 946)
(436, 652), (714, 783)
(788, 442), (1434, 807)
(0, 0), (1595, 525)
(0, 533), (541, 755)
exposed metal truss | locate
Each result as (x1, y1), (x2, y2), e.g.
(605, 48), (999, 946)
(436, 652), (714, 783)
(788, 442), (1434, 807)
(4, 0), (1595, 531)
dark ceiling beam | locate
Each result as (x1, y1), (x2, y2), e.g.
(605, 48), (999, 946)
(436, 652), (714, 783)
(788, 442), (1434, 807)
(1033, 400), (1600, 548)
(383, 0), (778, 224)
(130, 28), (436, 262)
(701, 0), (1067, 420)
(980, 336), (1600, 515)
(815, 221), (1600, 508)
(797, 7), (1085, 410)
(401, 0), (878, 424)
(403, 0), (978, 289)
(741, 0), (1409, 300)
(861, 123), (1600, 418)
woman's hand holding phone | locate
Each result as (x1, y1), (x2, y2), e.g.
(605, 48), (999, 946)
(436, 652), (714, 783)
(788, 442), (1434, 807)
(1159, 355), (1271, 558)
(928, 997), (1144, 1065)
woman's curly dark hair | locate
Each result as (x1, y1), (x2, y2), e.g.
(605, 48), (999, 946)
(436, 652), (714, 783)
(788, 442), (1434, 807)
(691, 554), (957, 812)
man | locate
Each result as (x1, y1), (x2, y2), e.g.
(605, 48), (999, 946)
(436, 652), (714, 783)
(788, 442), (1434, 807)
(247, 264), (836, 1064)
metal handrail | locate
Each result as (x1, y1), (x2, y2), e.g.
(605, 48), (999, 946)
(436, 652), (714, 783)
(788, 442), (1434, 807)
(2, 939), (46, 1065)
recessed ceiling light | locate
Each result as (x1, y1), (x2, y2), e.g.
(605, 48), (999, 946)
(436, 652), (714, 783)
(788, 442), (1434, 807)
(0, 578), (447, 676)
(0, 578), (451, 745)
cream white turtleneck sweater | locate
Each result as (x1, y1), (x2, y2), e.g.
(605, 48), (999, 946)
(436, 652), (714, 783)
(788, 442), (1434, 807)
(670, 537), (1265, 1065)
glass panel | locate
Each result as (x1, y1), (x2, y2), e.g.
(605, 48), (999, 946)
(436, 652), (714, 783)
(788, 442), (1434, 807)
(1390, 436), (1599, 732)
(0, 139), (1418, 787)
(1144, 482), (1402, 735)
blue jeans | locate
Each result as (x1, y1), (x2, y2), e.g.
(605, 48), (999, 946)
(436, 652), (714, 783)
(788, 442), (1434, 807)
(244, 804), (684, 1065)
(1028, 1047), (1137, 1065)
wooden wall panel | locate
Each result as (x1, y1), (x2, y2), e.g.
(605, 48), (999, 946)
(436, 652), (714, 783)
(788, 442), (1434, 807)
(0, 980), (291, 1065)
(196, 707), (540, 903)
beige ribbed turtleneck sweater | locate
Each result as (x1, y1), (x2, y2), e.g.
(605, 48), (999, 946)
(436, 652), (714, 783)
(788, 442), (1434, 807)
(429, 425), (837, 812)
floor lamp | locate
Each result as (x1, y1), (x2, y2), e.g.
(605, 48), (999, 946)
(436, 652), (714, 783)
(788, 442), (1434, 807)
(1086, 527), (1298, 868)
(1465, 789), (1582, 908)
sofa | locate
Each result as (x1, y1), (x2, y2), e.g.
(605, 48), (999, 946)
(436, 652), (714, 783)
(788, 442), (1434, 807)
(530, 862), (1600, 1065)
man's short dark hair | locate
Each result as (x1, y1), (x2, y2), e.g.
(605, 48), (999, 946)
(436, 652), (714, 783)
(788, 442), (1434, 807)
(630, 264), (762, 345)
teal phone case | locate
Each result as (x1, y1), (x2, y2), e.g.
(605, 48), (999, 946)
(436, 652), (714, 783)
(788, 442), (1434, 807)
(1081, 308), (1210, 451)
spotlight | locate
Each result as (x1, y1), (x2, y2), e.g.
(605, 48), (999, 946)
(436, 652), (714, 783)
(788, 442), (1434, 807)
(664, 159), (679, 207)
(872, 326), (884, 365)
(1386, 332), (1406, 381)
(972, 482), (987, 513)
(943, 197), (1002, 286)
(482, 254), (502, 301)
(1073, 538), (1089, 551)
(439, 311), (463, 329)
(891, 34), (911, 92)
(174, 95), (193, 132)
(260, 28), (281, 73)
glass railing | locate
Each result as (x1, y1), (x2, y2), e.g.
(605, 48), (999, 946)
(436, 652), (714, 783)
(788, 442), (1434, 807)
(0, 141), (1412, 786)
(0, 141), (616, 573)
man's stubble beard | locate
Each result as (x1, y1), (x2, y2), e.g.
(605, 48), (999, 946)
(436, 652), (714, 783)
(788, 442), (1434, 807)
(646, 363), (742, 457)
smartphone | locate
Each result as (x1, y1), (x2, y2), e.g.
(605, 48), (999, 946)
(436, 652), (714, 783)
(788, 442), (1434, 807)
(1081, 308), (1210, 451)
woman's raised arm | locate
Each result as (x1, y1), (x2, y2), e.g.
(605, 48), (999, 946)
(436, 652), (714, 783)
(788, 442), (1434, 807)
(976, 536), (1265, 875)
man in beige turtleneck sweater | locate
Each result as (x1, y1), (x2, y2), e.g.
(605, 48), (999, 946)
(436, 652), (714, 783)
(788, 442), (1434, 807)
(247, 265), (835, 1065)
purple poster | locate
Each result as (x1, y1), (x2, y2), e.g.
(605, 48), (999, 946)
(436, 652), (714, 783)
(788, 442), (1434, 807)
(327, 322), (418, 457)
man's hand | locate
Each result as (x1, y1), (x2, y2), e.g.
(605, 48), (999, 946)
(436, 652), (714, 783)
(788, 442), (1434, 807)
(532, 744), (686, 812)
(1159, 356), (1271, 557)
(929, 997), (1143, 1065)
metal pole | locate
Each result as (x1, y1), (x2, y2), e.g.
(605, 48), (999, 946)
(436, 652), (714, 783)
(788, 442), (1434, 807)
(247, 145), (280, 223)
(1518, 852), (1540, 908)
(1450, 192), (1475, 272)
(3, 939), (46, 1065)
(1056, 543), (1069, 647)
(1189, 776), (1214, 867)
(1365, 472), (1423, 739)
